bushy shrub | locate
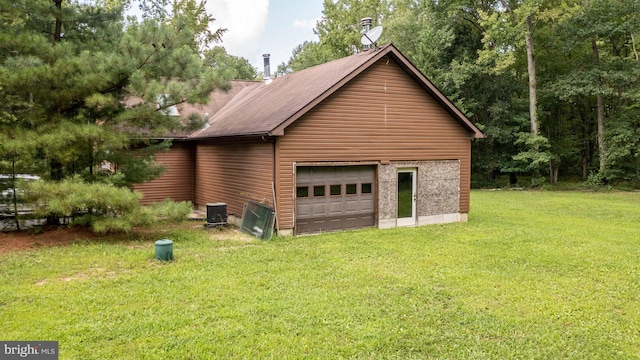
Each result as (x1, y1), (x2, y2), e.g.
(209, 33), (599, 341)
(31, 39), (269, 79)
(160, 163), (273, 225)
(143, 200), (193, 223)
(585, 171), (606, 188)
(470, 174), (501, 189)
(25, 176), (140, 217)
(24, 176), (192, 233)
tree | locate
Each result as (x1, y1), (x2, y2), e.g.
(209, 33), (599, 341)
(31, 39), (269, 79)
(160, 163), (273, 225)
(276, 41), (337, 75)
(0, 0), (228, 231)
(139, 0), (227, 52)
(545, 0), (640, 183)
(204, 46), (258, 80)
(279, 0), (392, 73)
(477, 0), (563, 184)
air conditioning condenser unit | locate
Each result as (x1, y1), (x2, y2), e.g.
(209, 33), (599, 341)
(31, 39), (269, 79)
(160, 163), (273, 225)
(206, 202), (227, 226)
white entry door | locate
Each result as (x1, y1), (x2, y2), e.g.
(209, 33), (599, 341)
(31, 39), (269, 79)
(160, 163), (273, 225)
(397, 168), (416, 226)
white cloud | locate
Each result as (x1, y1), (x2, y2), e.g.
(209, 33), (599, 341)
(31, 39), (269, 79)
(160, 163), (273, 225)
(206, 0), (269, 57)
(293, 17), (320, 30)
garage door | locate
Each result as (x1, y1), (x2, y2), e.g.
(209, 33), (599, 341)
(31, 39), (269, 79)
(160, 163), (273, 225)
(295, 166), (375, 234)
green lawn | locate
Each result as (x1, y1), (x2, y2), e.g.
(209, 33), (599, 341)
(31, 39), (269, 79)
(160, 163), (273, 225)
(1, 191), (639, 359)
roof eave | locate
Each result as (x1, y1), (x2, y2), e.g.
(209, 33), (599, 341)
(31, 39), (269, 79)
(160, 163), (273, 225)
(132, 135), (190, 141)
(191, 131), (274, 140)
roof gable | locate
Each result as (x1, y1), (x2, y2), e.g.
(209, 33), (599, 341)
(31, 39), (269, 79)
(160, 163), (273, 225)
(191, 44), (484, 139)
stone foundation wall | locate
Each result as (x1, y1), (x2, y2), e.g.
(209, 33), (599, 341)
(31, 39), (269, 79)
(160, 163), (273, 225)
(377, 160), (461, 228)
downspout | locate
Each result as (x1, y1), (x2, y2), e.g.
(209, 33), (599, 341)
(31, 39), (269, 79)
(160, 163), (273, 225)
(271, 138), (280, 233)
(191, 140), (196, 205)
(263, 53), (278, 233)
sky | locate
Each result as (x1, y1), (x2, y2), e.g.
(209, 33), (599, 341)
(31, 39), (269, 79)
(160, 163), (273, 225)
(203, 0), (324, 71)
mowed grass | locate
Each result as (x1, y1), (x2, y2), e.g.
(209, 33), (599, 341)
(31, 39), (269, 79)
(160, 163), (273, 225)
(1, 191), (639, 359)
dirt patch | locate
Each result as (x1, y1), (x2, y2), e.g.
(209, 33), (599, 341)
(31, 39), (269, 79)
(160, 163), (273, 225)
(0, 222), (255, 254)
(0, 227), (104, 253)
(207, 226), (255, 242)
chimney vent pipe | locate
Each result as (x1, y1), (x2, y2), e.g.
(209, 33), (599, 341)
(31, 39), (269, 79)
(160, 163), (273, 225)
(263, 54), (271, 84)
(361, 17), (373, 50)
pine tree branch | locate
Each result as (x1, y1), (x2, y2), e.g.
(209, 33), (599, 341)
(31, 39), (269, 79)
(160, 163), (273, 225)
(99, 46), (162, 96)
(155, 98), (187, 112)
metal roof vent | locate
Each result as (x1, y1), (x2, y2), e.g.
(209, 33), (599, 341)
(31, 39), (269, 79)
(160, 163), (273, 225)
(203, 112), (210, 129)
(263, 54), (272, 85)
(361, 17), (373, 50)
(157, 94), (180, 116)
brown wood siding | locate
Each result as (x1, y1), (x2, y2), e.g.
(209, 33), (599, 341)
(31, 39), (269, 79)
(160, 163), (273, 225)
(195, 138), (274, 219)
(277, 58), (473, 230)
(133, 141), (195, 204)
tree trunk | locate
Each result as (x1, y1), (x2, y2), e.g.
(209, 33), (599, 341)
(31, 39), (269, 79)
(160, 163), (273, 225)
(596, 90), (605, 171)
(525, 15), (538, 138)
(51, 0), (63, 181)
(591, 38), (606, 171)
(47, 0), (64, 226)
(10, 158), (20, 231)
(549, 162), (558, 184)
(509, 172), (518, 186)
(51, 0), (64, 181)
(54, 0), (63, 42)
(525, 15), (541, 183)
(584, 0), (606, 172)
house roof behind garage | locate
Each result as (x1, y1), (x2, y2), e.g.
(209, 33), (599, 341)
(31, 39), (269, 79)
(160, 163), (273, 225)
(191, 44), (484, 139)
(124, 79), (259, 139)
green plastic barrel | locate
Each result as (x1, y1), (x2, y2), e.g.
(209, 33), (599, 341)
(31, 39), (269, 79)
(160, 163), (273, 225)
(155, 239), (174, 261)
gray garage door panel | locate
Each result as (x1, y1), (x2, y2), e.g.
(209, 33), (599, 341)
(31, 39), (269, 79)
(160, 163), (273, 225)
(296, 166), (375, 234)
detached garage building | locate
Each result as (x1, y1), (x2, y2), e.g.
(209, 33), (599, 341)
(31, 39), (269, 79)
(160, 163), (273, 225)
(133, 44), (484, 235)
